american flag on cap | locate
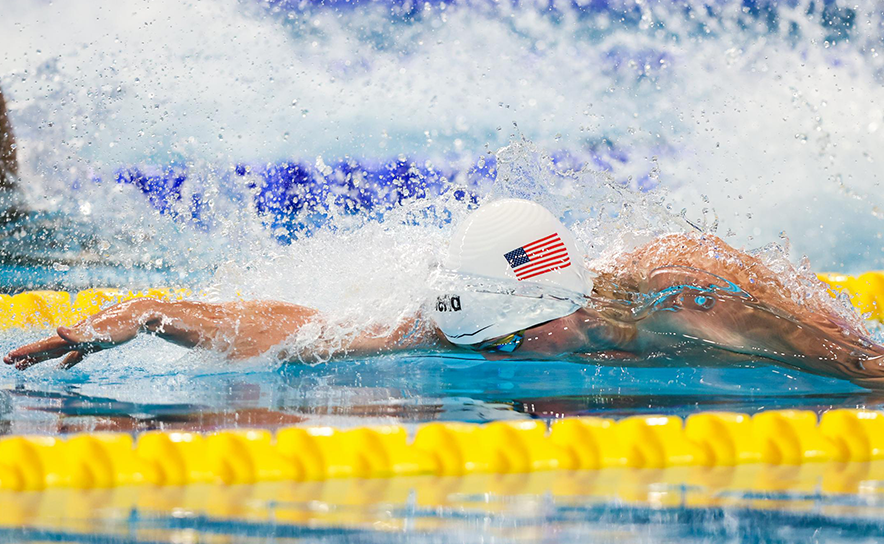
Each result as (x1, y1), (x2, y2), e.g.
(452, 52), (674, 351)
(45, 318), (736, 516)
(503, 233), (571, 281)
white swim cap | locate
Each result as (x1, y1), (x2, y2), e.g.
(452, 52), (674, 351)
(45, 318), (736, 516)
(431, 199), (592, 346)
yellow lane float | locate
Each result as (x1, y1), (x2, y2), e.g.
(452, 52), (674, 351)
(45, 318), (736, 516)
(818, 271), (884, 321)
(0, 409), (878, 491)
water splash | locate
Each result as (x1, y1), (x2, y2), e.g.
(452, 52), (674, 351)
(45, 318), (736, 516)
(0, 0), (880, 287)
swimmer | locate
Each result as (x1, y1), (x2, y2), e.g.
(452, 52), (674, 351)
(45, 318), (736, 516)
(5, 199), (884, 389)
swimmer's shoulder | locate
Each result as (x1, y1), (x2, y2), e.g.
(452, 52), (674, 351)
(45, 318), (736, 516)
(615, 232), (758, 280)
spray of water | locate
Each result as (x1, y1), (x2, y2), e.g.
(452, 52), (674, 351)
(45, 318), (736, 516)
(0, 0), (881, 323)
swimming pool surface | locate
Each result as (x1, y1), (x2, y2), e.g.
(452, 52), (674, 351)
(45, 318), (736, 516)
(0, 474), (880, 543)
(1, 327), (882, 433)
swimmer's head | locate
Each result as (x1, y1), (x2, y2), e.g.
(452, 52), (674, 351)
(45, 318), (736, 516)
(431, 199), (593, 346)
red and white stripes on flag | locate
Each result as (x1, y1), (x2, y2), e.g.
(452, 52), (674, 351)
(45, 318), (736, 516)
(503, 233), (571, 281)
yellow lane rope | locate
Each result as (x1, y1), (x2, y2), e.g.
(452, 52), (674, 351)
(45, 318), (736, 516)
(0, 287), (191, 329)
(0, 409), (879, 491)
(817, 271), (884, 321)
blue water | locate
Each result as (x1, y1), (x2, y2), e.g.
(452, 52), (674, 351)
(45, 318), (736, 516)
(0, 329), (881, 431)
(0, 492), (881, 543)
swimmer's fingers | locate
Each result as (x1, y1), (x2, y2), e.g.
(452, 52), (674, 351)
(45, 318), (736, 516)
(58, 350), (86, 370)
(4, 335), (78, 370)
(5, 301), (151, 371)
(4, 327), (112, 370)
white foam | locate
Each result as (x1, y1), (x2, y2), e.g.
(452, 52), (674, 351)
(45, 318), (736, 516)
(0, 0), (881, 289)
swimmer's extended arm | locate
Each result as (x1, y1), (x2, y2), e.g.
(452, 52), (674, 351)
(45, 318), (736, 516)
(4, 298), (434, 370)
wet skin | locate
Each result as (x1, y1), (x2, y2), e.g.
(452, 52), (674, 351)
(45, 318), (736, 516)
(502, 267), (883, 388)
(5, 234), (883, 389)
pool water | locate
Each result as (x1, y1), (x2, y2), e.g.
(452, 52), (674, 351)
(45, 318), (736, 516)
(0, 324), (882, 542)
(0, 471), (881, 543)
(0, 333), (882, 434)
(0, 299), (881, 542)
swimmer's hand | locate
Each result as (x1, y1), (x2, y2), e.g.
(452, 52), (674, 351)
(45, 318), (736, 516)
(4, 298), (162, 370)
